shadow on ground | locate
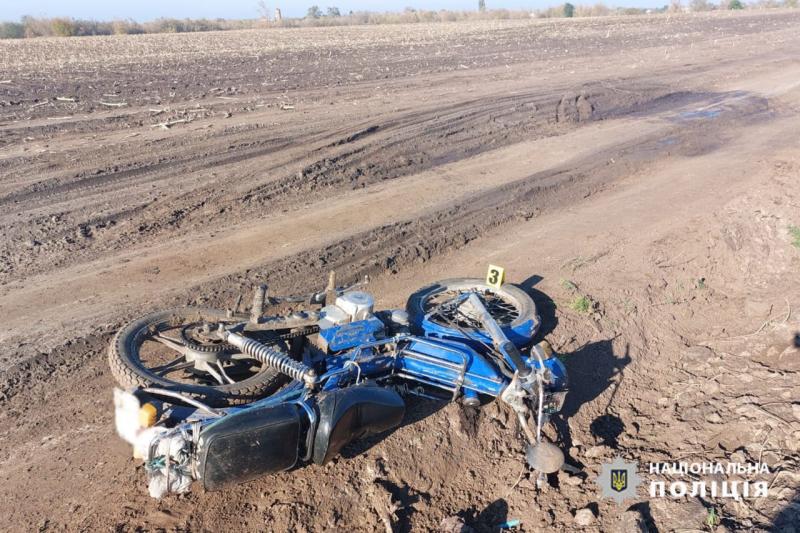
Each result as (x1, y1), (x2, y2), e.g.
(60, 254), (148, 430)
(772, 332), (799, 532)
(458, 498), (510, 533)
(376, 478), (432, 532)
(772, 491), (800, 531)
(519, 274), (558, 340)
(341, 395), (448, 459)
(552, 340), (631, 467)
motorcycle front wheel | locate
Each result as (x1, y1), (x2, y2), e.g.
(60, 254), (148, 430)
(406, 278), (539, 347)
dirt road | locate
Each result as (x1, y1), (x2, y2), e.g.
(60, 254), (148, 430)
(1, 11), (798, 532)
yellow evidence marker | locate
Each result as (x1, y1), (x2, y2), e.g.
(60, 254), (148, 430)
(486, 264), (505, 289)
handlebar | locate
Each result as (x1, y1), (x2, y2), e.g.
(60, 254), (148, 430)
(465, 293), (532, 377)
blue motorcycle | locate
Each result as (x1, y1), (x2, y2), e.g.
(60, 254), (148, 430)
(109, 275), (568, 498)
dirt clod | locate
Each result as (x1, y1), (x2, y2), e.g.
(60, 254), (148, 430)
(573, 506), (597, 526)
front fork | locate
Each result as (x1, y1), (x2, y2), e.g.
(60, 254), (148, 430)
(466, 293), (565, 480)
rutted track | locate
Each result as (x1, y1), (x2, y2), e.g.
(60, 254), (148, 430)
(0, 76), (765, 282)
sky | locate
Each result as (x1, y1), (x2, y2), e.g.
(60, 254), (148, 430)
(1, 0), (666, 22)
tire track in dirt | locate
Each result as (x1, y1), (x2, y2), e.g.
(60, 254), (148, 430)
(1, 40), (787, 283)
(0, 81), (705, 283)
(0, 87), (774, 376)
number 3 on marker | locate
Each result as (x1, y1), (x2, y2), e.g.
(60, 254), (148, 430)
(486, 264), (505, 289)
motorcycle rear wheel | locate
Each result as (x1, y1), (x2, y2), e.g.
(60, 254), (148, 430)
(108, 307), (290, 407)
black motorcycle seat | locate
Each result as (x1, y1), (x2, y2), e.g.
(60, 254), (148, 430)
(312, 386), (405, 465)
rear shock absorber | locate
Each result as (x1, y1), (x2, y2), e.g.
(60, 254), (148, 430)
(224, 331), (317, 387)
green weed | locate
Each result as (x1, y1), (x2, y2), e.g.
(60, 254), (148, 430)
(789, 225), (800, 249)
(569, 295), (591, 313)
(706, 507), (720, 529)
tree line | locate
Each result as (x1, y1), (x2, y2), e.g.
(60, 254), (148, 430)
(1, 2), (797, 40)
(0, 16), (260, 39)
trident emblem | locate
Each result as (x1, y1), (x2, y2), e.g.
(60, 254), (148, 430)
(611, 469), (628, 492)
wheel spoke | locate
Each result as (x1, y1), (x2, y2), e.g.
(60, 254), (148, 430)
(157, 361), (195, 376)
(428, 289), (519, 328)
(152, 333), (190, 355)
(156, 332), (185, 344)
(226, 354), (262, 374)
(228, 352), (259, 361)
(150, 355), (186, 374)
(215, 362), (236, 384)
(202, 362), (228, 385)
